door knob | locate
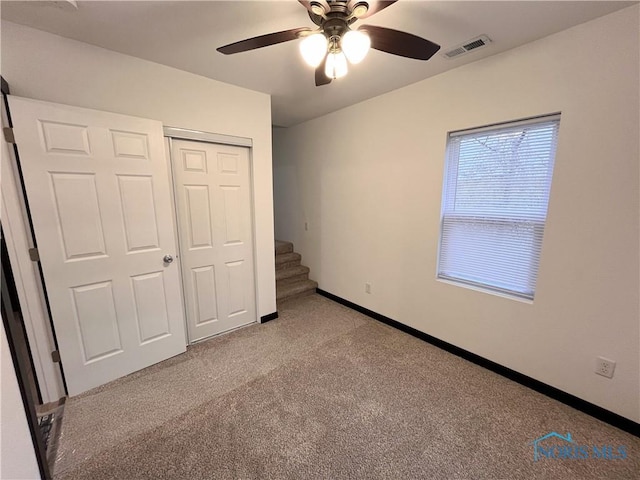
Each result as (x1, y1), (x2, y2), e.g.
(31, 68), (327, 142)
(163, 254), (174, 264)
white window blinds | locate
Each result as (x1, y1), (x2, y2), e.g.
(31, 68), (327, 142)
(438, 114), (560, 300)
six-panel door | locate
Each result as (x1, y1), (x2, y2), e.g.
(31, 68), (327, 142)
(171, 139), (257, 342)
(8, 96), (187, 396)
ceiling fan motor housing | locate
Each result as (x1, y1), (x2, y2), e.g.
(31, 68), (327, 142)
(323, 17), (350, 42)
(309, 1), (368, 26)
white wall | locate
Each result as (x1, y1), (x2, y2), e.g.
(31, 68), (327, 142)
(274, 6), (640, 421)
(1, 21), (276, 318)
(0, 319), (41, 480)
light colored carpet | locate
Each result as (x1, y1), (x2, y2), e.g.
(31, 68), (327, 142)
(54, 294), (639, 479)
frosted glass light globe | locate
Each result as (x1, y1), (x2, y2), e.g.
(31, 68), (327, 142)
(325, 51), (348, 79)
(342, 30), (371, 64)
(300, 33), (328, 67)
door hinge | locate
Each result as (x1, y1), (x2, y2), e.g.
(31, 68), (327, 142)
(28, 247), (40, 262)
(3, 127), (15, 143)
(51, 350), (61, 363)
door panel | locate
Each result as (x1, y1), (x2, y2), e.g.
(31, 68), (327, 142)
(117, 175), (161, 252)
(192, 266), (218, 325)
(185, 185), (213, 248)
(131, 271), (172, 343)
(226, 260), (248, 316)
(8, 96), (186, 396)
(171, 139), (256, 342)
(50, 172), (107, 260)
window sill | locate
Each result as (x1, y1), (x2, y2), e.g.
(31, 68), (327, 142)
(436, 276), (534, 304)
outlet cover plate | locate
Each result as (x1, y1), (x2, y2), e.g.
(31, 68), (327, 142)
(595, 356), (616, 378)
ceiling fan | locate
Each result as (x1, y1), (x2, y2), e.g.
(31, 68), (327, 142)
(217, 0), (441, 86)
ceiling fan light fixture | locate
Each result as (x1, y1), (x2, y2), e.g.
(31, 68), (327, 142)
(351, 2), (369, 18)
(310, 1), (326, 16)
(299, 33), (328, 67)
(218, 1), (440, 87)
(325, 51), (348, 79)
(341, 30), (371, 64)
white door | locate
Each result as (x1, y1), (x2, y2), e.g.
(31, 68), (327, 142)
(8, 96), (187, 396)
(171, 139), (256, 342)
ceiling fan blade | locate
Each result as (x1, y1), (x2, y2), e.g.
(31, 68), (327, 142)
(217, 27), (311, 55)
(359, 25), (440, 60)
(315, 57), (332, 87)
(348, 1), (398, 19)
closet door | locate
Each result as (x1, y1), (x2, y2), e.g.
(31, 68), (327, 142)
(8, 96), (186, 396)
(171, 139), (256, 342)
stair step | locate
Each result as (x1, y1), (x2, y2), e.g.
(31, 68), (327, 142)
(273, 240), (316, 304)
(275, 265), (309, 282)
(275, 240), (293, 255)
(276, 279), (318, 303)
(275, 252), (301, 270)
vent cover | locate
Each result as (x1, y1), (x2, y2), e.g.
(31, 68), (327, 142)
(443, 35), (492, 59)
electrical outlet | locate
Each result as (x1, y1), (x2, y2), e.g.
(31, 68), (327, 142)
(594, 356), (616, 378)
(365, 282), (371, 294)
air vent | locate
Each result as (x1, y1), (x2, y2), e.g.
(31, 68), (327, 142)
(443, 35), (492, 59)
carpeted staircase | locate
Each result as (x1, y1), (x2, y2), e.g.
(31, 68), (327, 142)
(275, 240), (317, 304)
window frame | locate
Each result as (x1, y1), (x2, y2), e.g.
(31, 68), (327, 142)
(436, 113), (561, 301)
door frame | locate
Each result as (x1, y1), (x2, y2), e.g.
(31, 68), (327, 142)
(2, 264), (51, 480)
(1, 81), (66, 403)
(163, 126), (261, 344)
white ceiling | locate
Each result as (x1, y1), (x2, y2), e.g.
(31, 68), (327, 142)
(1, 1), (635, 126)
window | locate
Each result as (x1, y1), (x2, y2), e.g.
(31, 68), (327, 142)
(437, 114), (560, 300)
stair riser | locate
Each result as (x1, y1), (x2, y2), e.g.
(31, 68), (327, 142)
(275, 252), (300, 264)
(275, 244), (293, 255)
(277, 273), (310, 288)
(275, 266), (310, 282)
(276, 279), (318, 301)
(277, 281), (317, 299)
(277, 288), (316, 303)
(276, 260), (302, 271)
